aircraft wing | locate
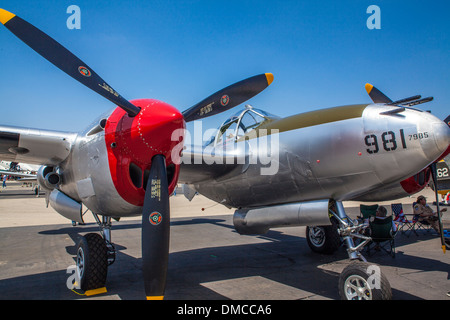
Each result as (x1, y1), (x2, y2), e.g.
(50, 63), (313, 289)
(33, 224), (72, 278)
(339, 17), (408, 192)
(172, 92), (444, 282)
(0, 170), (37, 182)
(0, 170), (37, 178)
(0, 125), (77, 166)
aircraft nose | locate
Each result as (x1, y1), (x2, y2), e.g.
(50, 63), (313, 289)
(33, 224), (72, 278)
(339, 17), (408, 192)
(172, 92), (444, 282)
(433, 119), (450, 158)
(422, 117), (450, 162)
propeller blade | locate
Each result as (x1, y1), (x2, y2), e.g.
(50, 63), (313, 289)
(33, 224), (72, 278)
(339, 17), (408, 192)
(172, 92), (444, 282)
(0, 8), (140, 117)
(430, 162), (446, 253)
(141, 154), (170, 299)
(365, 83), (393, 104)
(182, 73), (274, 122)
(444, 115), (450, 127)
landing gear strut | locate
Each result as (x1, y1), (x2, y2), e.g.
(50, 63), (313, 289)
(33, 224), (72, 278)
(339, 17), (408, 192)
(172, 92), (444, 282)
(333, 201), (392, 300)
(306, 200), (393, 300)
(76, 214), (116, 291)
(92, 215), (116, 266)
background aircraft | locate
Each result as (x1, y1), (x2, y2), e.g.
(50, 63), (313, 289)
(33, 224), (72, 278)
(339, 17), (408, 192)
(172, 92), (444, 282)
(0, 161), (39, 172)
(1, 8), (449, 300)
(0, 161), (39, 193)
(432, 116), (450, 201)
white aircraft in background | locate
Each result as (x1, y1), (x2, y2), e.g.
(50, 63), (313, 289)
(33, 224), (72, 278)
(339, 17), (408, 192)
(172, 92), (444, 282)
(0, 161), (40, 194)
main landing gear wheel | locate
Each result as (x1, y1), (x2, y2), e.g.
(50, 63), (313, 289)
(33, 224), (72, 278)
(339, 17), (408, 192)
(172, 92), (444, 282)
(306, 218), (340, 254)
(76, 233), (108, 291)
(339, 261), (392, 300)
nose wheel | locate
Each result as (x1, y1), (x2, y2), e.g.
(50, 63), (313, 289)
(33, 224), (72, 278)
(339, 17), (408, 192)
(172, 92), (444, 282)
(339, 261), (392, 300)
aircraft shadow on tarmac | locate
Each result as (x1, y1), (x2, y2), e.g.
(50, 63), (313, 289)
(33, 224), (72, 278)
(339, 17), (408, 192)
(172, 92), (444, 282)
(0, 217), (447, 300)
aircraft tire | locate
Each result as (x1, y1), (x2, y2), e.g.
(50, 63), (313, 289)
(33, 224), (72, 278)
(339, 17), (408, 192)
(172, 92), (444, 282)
(339, 261), (392, 300)
(306, 218), (340, 254)
(76, 233), (108, 291)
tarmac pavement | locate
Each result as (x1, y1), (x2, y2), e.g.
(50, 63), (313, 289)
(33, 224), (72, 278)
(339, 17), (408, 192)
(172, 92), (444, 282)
(0, 181), (448, 300)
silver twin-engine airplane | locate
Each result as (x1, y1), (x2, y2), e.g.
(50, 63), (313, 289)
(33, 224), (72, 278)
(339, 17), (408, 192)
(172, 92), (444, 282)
(1, 8), (449, 300)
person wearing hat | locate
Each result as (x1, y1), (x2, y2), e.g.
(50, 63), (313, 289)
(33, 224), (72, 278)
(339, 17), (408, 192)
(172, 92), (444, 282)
(414, 195), (447, 233)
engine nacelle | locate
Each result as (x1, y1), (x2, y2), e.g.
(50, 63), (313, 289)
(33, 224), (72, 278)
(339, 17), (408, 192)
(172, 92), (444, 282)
(49, 189), (84, 224)
(233, 200), (332, 235)
(37, 166), (60, 191)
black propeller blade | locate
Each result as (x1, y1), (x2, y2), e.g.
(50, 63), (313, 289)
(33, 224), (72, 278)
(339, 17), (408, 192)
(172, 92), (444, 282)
(365, 83), (393, 104)
(0, 8), (141, 117)
(141, 154), (170, 299)
(365, 84), (435, 112)
(430, 162), (447, 253)
(183, 73), (274, 122)
(444, 115), (450, 127)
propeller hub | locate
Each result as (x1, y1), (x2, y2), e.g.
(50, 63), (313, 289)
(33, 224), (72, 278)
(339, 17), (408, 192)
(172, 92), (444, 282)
(105, 99), (185, 206)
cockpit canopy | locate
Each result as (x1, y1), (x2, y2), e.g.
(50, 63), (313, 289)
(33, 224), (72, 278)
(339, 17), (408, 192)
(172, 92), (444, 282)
(208, 105), (279, 146)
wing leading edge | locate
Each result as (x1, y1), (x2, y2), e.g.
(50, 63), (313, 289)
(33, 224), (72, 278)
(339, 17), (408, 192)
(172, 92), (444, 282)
(0, 125), (77, 166)
(178, 144), (247, 184)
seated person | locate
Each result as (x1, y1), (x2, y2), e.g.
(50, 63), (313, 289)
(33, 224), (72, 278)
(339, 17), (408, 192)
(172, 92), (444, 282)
(369, 206), (396, 252)
(375, 206), (397, 233)
(414, 195), (447, 233)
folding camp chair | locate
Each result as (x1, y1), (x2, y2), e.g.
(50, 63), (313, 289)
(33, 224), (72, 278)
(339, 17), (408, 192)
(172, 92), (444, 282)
(391, 203), (414, 237)
(360, 204), (378, 220)
(366, 215), (396, 258)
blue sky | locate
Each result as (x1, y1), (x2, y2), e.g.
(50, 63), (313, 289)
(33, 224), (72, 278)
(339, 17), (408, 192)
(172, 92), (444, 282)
(0, 1), (449, 135)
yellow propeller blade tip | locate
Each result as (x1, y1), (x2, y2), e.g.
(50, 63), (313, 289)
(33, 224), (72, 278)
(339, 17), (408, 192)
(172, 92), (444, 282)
(442, 245), (446, 254)
(265, 73), (274, 86)
(0, 8), (16, 25)
(365, 83), (374, 94)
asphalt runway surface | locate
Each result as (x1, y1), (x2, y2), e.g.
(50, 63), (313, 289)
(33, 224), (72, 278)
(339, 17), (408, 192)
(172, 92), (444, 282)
(0, 182), (449, 300)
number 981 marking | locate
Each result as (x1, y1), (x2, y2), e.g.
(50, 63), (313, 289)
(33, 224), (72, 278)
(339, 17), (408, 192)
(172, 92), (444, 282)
(364, 129), (416, 154)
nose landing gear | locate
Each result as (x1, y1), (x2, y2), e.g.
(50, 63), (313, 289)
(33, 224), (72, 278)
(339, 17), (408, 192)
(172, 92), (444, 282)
(306, 200), (393, 300)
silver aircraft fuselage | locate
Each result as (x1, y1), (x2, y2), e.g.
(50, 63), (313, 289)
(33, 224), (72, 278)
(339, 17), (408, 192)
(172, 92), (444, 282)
(1, 103), (449, 219)
(180, 104), (450, 209)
